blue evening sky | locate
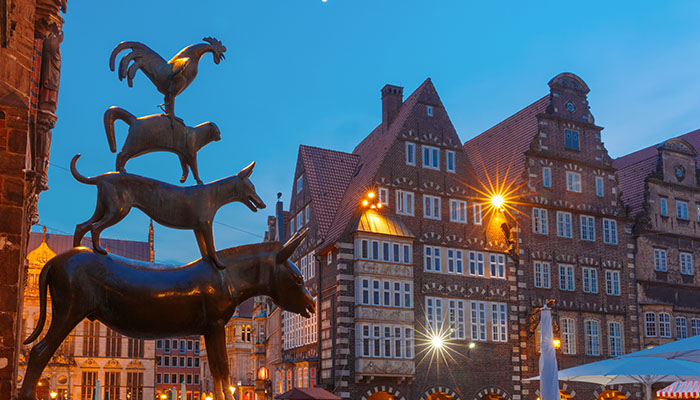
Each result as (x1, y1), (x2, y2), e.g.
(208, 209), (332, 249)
(37, 1), (700, 263)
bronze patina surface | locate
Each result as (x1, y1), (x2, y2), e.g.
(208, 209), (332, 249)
(70, 154), (265, 269)
(104, 106), (221, 184)
(20, 231), (314, 400)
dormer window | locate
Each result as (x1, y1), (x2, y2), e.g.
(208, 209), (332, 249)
(427, 105), (433, 116)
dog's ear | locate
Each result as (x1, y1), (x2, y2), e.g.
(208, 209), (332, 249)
(237, 161), (256, 179)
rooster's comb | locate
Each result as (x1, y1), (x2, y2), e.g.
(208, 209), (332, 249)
(203, 37), (224, 48)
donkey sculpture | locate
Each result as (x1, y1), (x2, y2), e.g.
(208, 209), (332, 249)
(19, 230), (314, 400)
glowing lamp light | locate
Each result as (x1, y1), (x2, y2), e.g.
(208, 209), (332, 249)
(362, 200), (369, 206)
(160, 394), (167, 400)
(257, 366), (269, 381)
(205, 394), (213, 400)
(368, 192), (375, 199)
(377, 203), (382, 209)
(468, 342), (476, 349)
(430, 334), (444, 350)
(553, 339), (562, 349)
(229, 386), (236, 395)
(50, 392), (58, 399)
(491, 194), (505, 210)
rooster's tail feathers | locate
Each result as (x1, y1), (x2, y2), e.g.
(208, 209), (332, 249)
(109, 41), (154, 72)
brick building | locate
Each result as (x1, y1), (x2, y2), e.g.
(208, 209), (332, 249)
(464, 73), (639, 400)
(0, 1), (67, 397)
(20, 229), (156, 400)
(155, 336), (202, 400)
(615, 132), (700, 354)
(267, 79), (518, 400)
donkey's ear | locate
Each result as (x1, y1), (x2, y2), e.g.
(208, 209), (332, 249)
(237, 161), (256, 179)
(276, 228), (308, 264)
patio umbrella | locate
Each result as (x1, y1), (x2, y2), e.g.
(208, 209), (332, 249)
(657, 380), (700, 398)
(181, 382), (187, 400)
(539, 305), (559, 400)
(525, 356), (700, 400)
(93, 379), (102, 400)
(626, 336), (700, 363)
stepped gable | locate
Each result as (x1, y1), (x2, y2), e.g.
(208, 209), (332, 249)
(298, 145), (360, 238)
(463, 95), (549, 187)
(321, 78), (439, 248)
(28, 231), (150, 262)
(614, 128), (700, 216)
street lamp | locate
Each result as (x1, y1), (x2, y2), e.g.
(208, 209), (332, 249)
(50, 391), (58, 400)
(430, 334), (444, 350)
(490, 194), (505, 211)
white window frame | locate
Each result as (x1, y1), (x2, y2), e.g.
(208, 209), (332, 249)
(490, 254), (505, 279)
(532, 208), (548, 235)
(426, 105), (434, 116)
(561, 318), (576, 355)
(654, 249), (667, 272)
(491, 303), (507, 342)
(691, 318), (700, 336)
(378, 188), (389, 206)
(447, 299), (466, 339)
(585, 320), (600, 356)
(534, 261), (551, 289)
(660, 197), (668, 216)
(605, 270), (620, 296)
(543, 167), (552, 188)
(556, 211), (572, 238)
(677, 200), (689, 220)
(296, 175), (304, 193)
(446, 150), (455, 173)
(396, 190), (414, 216)
(582, 267), (598, 294)
(422, 145), (440, 170)
(424, 246), (441, 272)
(559, 264), (575, 291)
(595, 176), (604, 197)
(659, 312), (672, 338)
(681, 252), (694, 275)
(423, 195), (441, 220)
(473, 203), (482, 225)
(447, 249), (463, 275)
(603, 218), (618, 244)
(405, 142), (415, 166)
(580, 215), (595, 241)
(677, 317), (688, 339)
(468, 251), (485, 276)
(608, 321), (622, 356)
(449, 199), (467, 223)
(470, 301), (487, 341)
(566, 171), (582, 193)
(645, 312), (657, 337)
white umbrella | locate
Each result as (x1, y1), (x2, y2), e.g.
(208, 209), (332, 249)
(626, 336), (700, 363)
(539, 305), (559, 400)
(526, 356), (700, 400)
(181, 382), (187, 400)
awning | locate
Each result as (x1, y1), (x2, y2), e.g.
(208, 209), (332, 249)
(658, 381), (700, 399)
(354, 210), (414, 238)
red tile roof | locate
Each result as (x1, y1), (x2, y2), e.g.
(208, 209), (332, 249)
(298, 145), (360, 238)
(28, 231), (151, 261)
(614, 128), (700, 216)
(320, 78), (440, 248)
(277, 387), (341, 400)
(463, 96), (550, 189)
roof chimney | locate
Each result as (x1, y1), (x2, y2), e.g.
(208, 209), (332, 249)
(381, 84), (404, 128)
(274, 192), (286, 243)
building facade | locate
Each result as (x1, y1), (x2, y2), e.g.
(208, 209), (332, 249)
(1, 1), (67, 397)
(20, 230), (156, 400)
(616, 133), (700, 354)
(154, 336), (202, 400)
(270, 79), (519, 400)
(464, 73), (639, 400)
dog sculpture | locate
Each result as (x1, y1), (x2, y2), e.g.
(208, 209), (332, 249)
(71, 154), (266, 269)
(104, 106), (220, 184)
(19, 230), (314, 400)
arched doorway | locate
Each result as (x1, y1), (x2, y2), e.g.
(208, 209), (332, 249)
(595, 390), (628, 400)
(560, 389), (574, 400)
(368, 392), (397, 400)
(473, 387), (511, 400)
(420, 387), (462, 400)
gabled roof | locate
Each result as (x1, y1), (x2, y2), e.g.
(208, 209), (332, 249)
(28, 231), (150, 262)
(298, 145), (359, 238)
(614, 128), (700, 216)
(463, 96), (549, 187)
(321, 78), (440, 248)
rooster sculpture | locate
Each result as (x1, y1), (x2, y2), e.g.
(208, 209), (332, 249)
(109, 37), (227, 116)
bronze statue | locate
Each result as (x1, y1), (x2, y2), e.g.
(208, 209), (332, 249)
(109, 37), (227, 116)
(70, 154), (266, 269)
(19, 230), (314, 400)
(104, 106), (221, 184)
